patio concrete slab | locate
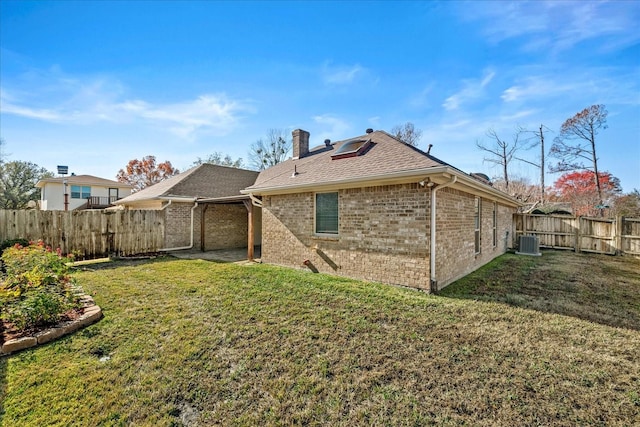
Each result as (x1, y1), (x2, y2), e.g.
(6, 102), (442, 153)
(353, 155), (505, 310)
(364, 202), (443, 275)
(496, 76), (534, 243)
(169, 247), (261, 264)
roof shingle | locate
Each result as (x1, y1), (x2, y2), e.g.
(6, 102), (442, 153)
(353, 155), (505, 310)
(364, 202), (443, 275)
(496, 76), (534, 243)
(246, 130), (449, 192)
(115, 164), (259, 204)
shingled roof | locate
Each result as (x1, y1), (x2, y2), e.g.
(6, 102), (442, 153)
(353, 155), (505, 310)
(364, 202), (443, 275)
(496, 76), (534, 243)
(243, 130), (520, 207)
(115, 163), (259, 204)
(36, 174), (132, 189)
(245, 130), (451, 192)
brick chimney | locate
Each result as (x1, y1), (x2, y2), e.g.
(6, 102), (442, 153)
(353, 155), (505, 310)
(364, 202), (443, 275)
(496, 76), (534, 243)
(292, 129), (310, 159)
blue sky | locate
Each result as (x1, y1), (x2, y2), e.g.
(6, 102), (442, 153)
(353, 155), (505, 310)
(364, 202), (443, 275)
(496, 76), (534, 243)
(1, 0), (639, 191)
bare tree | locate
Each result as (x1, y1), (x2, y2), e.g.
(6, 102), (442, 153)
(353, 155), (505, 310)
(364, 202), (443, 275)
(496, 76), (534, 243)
(192, 152), (244, 168)
(249, 128), (291, 170)
(549, 104), (608, 213)
(391, 122), (423, 147)
(514, 124), (552, 203)
(492, 177), (542, 203)
(476, 126), (527, 191)
(0, 137), (8, 164)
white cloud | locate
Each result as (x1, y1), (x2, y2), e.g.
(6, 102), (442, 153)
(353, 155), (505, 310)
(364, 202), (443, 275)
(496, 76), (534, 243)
(312, 114), (352, 143)
(443, 69), (495, 111)
(501, 71), (640, 106)
(457, 0), (640, 53)
(321, 62), (365, 85)
(0, 69), (253, 138)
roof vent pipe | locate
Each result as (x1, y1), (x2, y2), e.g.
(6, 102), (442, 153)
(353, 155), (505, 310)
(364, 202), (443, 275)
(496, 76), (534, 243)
(366, 128), (374, 134)
(427, 144), (433, 154)
(324, 139), (331, 146)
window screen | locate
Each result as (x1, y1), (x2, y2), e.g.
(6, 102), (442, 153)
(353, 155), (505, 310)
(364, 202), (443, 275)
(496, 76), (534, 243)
(316, 192), (338, 234)
(474, 197), (481, 254)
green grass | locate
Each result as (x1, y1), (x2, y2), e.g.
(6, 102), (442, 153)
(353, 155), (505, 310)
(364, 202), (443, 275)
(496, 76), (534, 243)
(1, 253), (639, 426)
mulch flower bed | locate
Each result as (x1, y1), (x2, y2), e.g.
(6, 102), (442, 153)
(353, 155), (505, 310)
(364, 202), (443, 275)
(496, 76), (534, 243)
(0, 306), (87, 345)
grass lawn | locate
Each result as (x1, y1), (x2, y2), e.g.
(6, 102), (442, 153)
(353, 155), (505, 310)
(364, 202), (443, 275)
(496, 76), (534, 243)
(1, 251), (639, 426)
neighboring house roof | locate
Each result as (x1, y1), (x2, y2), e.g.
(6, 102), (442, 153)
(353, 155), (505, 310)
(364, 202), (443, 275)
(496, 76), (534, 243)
(36, 175), (132, 189)
(526, 202), (573, 215)
(114, 163), (259, 205)
(243, 130), (521, 207)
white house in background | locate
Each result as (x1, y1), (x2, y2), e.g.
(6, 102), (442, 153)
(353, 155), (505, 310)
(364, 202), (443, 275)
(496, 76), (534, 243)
(36, 175), (133, 211)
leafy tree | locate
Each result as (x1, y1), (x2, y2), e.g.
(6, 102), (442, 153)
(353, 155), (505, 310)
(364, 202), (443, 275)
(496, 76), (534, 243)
(192, 152), (244, 168)
(0, 161), (54, 209)
(552, 170), (621, 217)
(116, 155), (179, 192)
(476, 127), (528, 191)
(391, 122), (423, 147)
(249, 129), (291, 170)
(550, 104), (608, 211)
(612, 190), (640, 218)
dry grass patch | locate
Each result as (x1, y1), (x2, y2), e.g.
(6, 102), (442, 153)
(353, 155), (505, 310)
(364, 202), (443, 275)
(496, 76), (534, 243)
(1, 255), (638, 426)
(440, 250), (640, 330)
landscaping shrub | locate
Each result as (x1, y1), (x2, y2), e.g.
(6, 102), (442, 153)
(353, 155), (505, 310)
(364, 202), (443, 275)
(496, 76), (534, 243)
(0, 238), (30, 273)
(0, 238), (30, 254)
(0, 240), (81, 331)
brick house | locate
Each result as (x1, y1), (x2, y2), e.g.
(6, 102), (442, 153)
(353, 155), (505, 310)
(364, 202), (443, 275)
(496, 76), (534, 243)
(114, 163), (260, 255)
(242, 129), (521, 292)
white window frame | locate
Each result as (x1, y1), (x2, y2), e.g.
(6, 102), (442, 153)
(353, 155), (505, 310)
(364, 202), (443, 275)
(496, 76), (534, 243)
(71, 185), (91, 199)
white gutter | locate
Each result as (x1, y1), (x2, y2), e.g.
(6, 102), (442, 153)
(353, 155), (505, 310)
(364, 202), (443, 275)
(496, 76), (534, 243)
(242, 166), (520, 207)
(248, 193), (263, 207)
(430, 176), (457, 292)
(159, 201), (199, 252)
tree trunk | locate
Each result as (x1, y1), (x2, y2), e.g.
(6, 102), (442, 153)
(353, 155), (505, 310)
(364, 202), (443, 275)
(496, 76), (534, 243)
(590, 123), (603, 216)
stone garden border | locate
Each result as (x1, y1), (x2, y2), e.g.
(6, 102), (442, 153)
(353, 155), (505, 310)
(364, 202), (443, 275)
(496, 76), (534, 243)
(0, 294), (103, 356)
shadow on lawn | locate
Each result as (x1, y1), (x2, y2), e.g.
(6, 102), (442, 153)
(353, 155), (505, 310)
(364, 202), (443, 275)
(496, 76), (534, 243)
(71, 255), (178, 272)
(439, 250), (640, 331)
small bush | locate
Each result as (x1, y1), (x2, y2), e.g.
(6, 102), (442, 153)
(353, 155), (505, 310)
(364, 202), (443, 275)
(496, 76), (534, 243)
(0, 238), (30, 254)
(0, 238), (30, 273)
(2, 285), (73, 331)
(0, 240), (80, 331)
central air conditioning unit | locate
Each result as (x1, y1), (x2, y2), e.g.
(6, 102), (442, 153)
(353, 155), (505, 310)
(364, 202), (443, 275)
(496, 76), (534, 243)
(516, 235), (541, 256)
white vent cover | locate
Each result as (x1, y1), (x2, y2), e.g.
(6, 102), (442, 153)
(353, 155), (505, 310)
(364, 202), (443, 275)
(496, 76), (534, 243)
(516, 235), (541, 256)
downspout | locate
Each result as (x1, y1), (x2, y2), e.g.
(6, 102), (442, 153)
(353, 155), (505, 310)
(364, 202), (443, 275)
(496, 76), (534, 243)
(160, 200), (172, 210)
(159, 201), (199, 252)
(430, 176), (457, 292)
(200, 204), (209, 252)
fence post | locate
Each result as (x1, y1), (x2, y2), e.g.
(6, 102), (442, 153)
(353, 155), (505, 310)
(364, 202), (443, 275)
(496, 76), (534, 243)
(574, 217), (581, 253)
(616, 216), (623, 255)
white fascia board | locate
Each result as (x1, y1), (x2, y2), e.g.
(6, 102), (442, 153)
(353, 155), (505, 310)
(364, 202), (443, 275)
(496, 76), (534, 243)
(242, 166), (521, 207)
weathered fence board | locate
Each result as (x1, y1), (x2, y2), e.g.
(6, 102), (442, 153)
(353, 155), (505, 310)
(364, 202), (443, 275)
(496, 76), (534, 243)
(0, 210), (165, 258)
(514, 214), (640, 256)
(622, 218), (640, 255)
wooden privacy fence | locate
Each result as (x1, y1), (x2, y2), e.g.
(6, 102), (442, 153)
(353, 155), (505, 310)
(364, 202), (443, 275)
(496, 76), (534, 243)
(514, 214), (640, 256)
(0, 209), (165, 258)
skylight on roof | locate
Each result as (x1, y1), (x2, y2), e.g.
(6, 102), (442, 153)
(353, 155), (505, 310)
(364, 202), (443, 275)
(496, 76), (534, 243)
(331, 138), (371, 160)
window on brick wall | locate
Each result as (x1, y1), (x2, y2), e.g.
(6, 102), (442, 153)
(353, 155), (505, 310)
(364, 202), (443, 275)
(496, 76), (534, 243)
(492, 201), (497, 247)
(315, 192), (339, 235)
(474, 197), (481, 254)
